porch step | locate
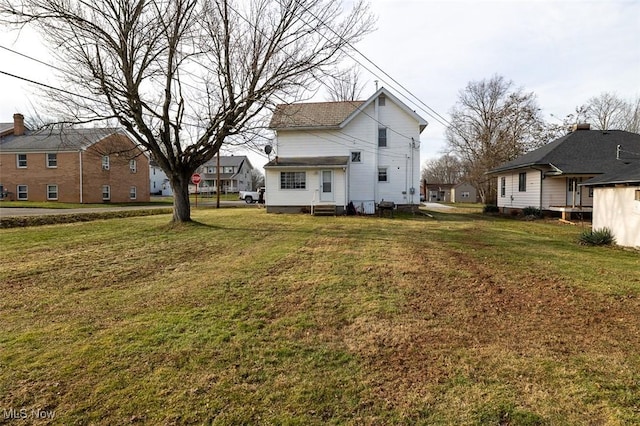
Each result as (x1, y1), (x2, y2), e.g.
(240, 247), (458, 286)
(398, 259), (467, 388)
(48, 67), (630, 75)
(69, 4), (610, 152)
(313, 204), (336, 216)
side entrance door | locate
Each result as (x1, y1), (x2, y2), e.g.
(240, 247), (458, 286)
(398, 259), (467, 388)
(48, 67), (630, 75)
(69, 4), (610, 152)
(566, 177), (581, 206)
(320, 170), (333, 202)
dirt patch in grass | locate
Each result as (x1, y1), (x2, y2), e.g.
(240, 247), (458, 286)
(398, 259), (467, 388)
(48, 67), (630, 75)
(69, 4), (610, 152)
(342, 240), (640, 423)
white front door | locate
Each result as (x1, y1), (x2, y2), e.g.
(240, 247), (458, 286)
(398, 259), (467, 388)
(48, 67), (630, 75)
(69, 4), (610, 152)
(567, 177), (581, 206)
(320, 170), (333, 202)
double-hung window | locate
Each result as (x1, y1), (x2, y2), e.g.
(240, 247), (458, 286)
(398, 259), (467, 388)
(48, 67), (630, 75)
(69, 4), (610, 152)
(47, 184), (58, 200)
(500, 177), (506, 197)
(378, 128), (387, 147)
(518, 172), (527, 192)
(17, 185), (28, 200)
(102, 155), (110, 170)
(378, 167), (388, 182)
(102, 185), (111, 201)
(130, 186), (137, 200)
(129, 159), (137, 173)
(16, 154), (27, 168)
(46, 153), (57, 168)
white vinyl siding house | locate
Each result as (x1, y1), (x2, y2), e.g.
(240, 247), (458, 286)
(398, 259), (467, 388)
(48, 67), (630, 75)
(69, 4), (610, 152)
(584, 164), (640, 248)
(490, 127), (640, 219)
(592, 186), (640, 248)
(265, 87), (427, 214)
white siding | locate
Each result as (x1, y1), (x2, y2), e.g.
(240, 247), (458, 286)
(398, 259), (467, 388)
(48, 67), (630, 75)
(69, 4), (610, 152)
(265, 168), (347, 208)
(273, 97), (421, 206)
(497, 169), (542, 208)
(593, 186), (640, 248)
(541, 177), (566, 208)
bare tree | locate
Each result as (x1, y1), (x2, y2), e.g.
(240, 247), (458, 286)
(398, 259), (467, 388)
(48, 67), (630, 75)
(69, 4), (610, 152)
(249, 168), (265, 190)
(445, 75), (547, 204)
(621, 96), (640, 133)
(584, 92), (627, 130)
(325, 66), (366, 101)
(421, 155), (464, 184)
(1, 0), (375, 222)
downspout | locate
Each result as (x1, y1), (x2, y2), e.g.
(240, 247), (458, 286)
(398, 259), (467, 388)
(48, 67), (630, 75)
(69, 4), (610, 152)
(374, 97), (379, 203)
(344, 166), (348, 213)
(79, 149), (84, 203)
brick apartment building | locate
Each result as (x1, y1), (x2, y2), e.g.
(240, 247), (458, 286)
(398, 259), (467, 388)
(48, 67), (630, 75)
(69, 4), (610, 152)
(0, 113), (149, 203)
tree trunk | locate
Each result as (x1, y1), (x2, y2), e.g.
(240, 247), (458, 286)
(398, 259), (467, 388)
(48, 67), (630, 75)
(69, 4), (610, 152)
(171, 174), (192, 223)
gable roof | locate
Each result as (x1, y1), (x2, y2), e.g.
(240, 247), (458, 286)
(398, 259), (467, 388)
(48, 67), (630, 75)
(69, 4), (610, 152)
(0, 127), (125, 152)
(201, 155), (253, 169)
(0, 122), (13, 137)
(269, 101), (364, 129)
(489, 130), (640, 176)
(268, 87), (428, 133)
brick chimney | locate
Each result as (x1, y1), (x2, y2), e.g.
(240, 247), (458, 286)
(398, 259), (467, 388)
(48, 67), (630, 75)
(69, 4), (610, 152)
(572, 123), (590, 131)
(13, 113), (25, 136)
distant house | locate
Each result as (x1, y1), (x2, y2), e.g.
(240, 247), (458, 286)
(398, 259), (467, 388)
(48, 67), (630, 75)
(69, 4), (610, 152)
(451, 182), (478, 203)
(265, 87), (427, 214)
(489, 124), (640, 219)
(0, 113), (149, 203)
(149, 159), (172, 196)
(195, 155), (255, 194)
(583, 163), (640, 249)
(425, 183), (453, 202)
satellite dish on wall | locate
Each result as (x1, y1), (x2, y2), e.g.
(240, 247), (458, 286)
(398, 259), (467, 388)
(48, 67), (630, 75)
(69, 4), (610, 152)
(264, 145), (273, 155)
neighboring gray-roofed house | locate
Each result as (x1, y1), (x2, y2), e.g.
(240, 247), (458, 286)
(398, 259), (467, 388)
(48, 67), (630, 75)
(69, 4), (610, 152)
(196, 155), (255, 194)
(582, 163), (640, 248)
(488, 125), (640, 219)
(0, 113), (149, 203)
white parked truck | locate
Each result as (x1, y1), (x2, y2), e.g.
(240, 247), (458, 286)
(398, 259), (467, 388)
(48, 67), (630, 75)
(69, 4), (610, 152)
(238, 187), (265, 204)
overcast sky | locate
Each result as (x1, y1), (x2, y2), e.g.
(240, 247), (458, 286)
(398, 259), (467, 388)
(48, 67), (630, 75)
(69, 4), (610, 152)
(1, 0), (639, 170)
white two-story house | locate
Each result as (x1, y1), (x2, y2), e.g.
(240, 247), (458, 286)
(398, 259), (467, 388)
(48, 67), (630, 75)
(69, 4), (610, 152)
(264, 88), (428, 214)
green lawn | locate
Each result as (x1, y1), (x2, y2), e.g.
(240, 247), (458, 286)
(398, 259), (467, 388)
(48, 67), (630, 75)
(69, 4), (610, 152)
(1, 209), (639, 424)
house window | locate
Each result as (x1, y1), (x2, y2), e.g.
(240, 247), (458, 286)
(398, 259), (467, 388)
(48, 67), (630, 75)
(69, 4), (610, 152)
(378, 128), (387, 147)
(207, 166), (216, 173)
(102, 185), (111, 201)
(280, 171), (306, 189)
(17, 184), (28, 200)
(500, 177), (506, 197)
(378, 167), (388, 182)
(16, 154), (27, 168)
(130, 186), (137, 200)
(129, 159), (137, 173)
(518, 172), (527, 192)
(223, 166), (234, 173)
(635, 190), (640, 201)
(378, 94), (386, 106)
(351, 151), (361, 163)
(47, 184), (58, 200)
(588, 187), (594, 198)
(46, 153), (57, 168)
(102, 155), (110, 170)
(0, 184), (4, 199)
(462, 191), (470, 198)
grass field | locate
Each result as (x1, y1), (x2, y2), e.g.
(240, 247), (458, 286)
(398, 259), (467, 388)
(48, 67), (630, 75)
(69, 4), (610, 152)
(1, 208), (639, 425)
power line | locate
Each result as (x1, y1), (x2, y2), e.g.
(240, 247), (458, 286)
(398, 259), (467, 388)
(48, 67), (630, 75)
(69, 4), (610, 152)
(286, 0), (452, 129)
